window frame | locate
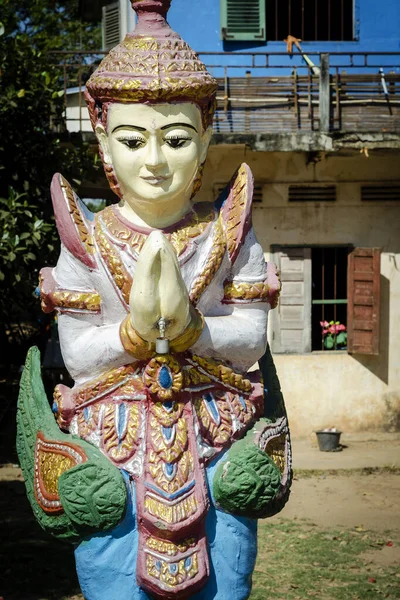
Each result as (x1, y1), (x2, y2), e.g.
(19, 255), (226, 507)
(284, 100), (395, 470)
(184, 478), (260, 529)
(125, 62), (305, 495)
(270, 245), (380, 356)
(220, 0), (357, 44)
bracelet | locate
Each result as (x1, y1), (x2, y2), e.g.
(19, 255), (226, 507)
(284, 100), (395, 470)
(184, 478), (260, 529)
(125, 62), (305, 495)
(170, 305), (205, 353)
(120, 315), (155, 361)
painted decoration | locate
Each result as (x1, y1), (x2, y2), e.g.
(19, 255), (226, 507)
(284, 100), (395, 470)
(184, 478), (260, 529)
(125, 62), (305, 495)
(17, 1), (292, 599)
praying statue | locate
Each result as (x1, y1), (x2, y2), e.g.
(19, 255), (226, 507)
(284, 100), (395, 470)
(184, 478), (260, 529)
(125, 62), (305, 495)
(17, 1), (292, 598)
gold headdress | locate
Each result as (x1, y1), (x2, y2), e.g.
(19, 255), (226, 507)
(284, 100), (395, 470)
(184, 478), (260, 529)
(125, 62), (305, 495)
(85, 0), (218, 131)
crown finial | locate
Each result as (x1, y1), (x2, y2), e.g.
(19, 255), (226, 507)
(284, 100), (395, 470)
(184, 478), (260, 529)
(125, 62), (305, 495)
(131, 0), (171, 18)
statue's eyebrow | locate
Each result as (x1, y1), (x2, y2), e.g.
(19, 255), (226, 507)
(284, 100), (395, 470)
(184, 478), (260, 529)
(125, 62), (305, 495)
(111, 122), (198, 133)
(112, 124), (147, 133)
(160, 122), (198, 132)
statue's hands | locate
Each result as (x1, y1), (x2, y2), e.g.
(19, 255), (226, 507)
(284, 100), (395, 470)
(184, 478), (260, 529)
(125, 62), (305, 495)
(158, 233), (191, 340)
(130, 232), (190, 342)
(129, 231), (162, 341)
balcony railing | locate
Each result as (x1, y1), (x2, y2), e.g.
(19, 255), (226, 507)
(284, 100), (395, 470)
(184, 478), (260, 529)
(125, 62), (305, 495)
(51, 50), (400, 136)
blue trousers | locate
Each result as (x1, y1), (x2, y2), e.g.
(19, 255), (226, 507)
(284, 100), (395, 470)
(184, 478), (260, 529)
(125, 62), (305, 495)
(75, 455), (258, 600)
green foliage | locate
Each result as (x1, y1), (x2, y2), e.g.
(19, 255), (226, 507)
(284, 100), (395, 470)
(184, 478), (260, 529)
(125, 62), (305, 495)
(83, 198), (106, 213)
(0, 187), (57, 295)
(0, 0), (101, 360)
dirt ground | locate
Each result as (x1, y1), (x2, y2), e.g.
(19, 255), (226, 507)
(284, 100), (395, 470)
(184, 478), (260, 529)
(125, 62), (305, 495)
(2, 464), (398, 532)
(1, 463), (399, 600)
(273, 471), (400, 533)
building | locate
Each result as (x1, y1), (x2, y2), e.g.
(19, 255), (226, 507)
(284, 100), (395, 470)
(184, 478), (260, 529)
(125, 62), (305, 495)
(65, 0), (400, 437)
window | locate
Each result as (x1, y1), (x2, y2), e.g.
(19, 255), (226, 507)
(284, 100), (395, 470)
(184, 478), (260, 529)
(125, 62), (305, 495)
(220, 0), (266, 41)
(311, 247), (348, 351)
(220, 0), (354, 42)
(270, 246), (380, 355)
(266, 0), (354, 42)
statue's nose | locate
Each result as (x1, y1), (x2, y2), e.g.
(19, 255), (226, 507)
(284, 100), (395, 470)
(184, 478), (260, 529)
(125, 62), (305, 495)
(145, 138), (166, 169)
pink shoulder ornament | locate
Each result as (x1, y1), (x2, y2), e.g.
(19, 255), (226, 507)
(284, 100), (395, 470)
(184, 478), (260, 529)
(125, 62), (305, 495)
(50, 173), (96, 269)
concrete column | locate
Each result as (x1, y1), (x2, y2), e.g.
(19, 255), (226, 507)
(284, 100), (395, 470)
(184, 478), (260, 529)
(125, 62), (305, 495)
(319, 53), (330, 133)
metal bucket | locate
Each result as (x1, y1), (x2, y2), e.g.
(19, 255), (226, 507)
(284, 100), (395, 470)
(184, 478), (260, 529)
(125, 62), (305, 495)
(316, 431), (342, 452)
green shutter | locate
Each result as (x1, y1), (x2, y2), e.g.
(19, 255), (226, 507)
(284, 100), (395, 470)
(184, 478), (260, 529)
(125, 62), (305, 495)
(220, 0), (266, 41)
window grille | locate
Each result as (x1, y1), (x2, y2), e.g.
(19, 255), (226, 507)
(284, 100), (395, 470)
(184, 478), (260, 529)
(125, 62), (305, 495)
(288, 185), (336, 202)
(265, 0), (354, 42)
(361, 185), (400, 202)
(311, 247), (349, 351)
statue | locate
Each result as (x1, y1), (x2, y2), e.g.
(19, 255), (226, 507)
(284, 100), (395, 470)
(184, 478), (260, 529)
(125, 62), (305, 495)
(17, 1), (292, 598)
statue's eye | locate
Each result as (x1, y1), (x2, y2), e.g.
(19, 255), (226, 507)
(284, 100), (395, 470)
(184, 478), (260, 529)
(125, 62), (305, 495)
(118, 137), (145, 150)
(165, 136), (191, 149)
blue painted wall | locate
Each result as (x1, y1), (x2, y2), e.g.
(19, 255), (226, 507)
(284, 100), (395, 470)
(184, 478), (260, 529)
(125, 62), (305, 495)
(167, 0), (399, 74)
(168, 0), (399, 53)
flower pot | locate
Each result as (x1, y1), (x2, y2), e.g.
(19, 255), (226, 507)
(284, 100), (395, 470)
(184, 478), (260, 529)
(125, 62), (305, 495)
(316, 430), (342, 452)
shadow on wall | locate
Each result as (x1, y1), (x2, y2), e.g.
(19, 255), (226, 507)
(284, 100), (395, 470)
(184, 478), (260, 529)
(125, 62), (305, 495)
(351, 274), (389, 385)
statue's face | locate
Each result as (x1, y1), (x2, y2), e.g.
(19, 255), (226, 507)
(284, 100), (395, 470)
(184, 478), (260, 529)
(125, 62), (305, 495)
(96, 102), (211, 212)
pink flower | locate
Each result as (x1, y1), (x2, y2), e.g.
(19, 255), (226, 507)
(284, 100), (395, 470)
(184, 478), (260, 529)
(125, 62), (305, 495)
(337, 324), (346, 331)
(320, 321), (329, 328)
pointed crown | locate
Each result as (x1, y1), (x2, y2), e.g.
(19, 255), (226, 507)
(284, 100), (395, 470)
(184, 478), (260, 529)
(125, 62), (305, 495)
(85, 0), (218, 129)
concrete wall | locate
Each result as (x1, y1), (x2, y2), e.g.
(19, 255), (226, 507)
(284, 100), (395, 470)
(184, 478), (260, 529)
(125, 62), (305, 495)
(199, 147), (400, 437)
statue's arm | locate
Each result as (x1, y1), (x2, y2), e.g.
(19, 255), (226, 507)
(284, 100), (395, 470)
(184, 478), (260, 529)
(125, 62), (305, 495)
(193, 304), (268, 371)
(47, 245), (140, 383)
(190, 226), (291, 517)
(192, 228), (276, 372)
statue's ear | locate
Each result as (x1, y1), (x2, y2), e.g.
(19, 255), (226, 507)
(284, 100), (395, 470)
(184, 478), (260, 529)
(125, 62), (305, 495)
(95, 123), (112, 165)
(200, 126), (213, 164)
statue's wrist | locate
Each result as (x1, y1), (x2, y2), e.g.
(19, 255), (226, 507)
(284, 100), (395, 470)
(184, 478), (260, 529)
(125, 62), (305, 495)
(170, 305), (204, 353)
(120, 315), (155, 360)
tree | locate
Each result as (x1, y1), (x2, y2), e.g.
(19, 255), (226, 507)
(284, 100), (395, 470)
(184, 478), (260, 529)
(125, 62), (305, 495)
(0, 0), (101, 363)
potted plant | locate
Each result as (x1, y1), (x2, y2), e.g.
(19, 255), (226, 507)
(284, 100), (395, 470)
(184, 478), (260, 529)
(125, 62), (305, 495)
(320, 320), (347, 350)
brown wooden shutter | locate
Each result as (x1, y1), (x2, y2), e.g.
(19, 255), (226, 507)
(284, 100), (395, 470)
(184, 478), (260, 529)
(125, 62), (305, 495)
(270, 247), (312, 354)
(347, 248), (380, 355)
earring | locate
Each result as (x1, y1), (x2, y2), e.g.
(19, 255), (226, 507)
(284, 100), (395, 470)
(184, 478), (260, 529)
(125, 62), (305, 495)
(190, 163), (205, 200)
(104, 162), (123, 199)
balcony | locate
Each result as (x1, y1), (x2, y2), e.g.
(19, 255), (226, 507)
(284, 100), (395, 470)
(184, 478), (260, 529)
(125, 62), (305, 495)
(53, 50), (400, 152)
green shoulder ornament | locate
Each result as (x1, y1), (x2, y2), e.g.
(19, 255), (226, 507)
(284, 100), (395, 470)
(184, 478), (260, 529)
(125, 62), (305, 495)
(213, 344), (292, 518)
(16, 347), (127, 542)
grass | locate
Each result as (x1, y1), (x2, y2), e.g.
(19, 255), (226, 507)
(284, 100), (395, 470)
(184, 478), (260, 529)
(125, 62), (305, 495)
(250, 520), (400, 600)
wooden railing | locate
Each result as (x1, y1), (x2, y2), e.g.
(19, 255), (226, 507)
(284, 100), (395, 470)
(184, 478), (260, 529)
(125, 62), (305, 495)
(51, 51), (400, 135)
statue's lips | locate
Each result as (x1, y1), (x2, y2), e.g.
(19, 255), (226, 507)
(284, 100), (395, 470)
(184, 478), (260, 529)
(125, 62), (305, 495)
(141, 175), (170, 185)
